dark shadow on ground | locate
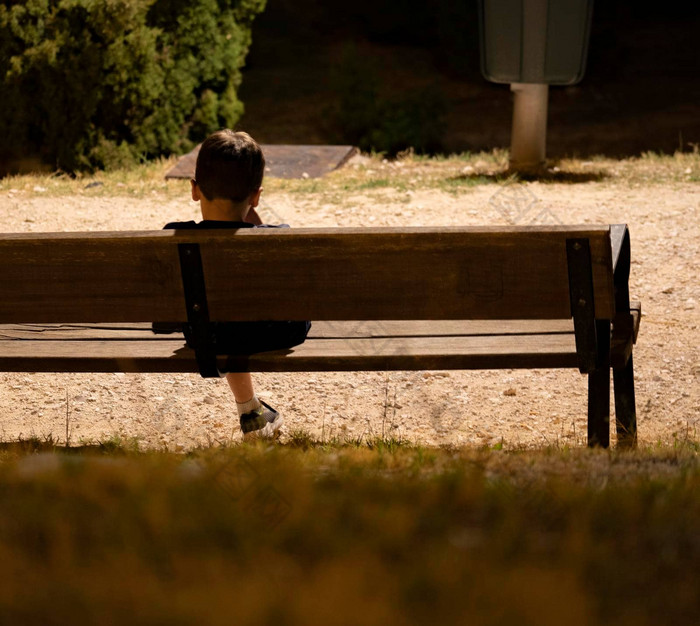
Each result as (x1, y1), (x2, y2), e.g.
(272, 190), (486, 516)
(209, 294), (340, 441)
(449, 169), (609, 184)
(0, 439), (136, 456)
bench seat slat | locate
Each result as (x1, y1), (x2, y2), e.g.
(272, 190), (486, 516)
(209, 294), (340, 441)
(0, 321), (578, 373)
(240, 334), (579, 371)
(0, 319), (575, 340)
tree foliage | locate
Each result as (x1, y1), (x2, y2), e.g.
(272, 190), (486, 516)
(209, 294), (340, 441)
(0, 0), (266, 172)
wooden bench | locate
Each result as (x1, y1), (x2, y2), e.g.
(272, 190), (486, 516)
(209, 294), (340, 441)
(0, 224), (641, 448)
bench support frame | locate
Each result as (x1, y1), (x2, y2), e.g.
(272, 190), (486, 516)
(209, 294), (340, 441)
(566, 229), (638, 449)
(611, 227), (638, 448)
(177, 243), (220, 378)
(567, 238), (611, 448)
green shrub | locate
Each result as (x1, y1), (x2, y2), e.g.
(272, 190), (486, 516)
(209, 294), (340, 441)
(0, 0), (266, 172)
(330, 44), (447, 156)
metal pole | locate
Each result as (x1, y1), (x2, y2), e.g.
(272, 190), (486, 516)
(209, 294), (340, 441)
(509, 83), (549, 173)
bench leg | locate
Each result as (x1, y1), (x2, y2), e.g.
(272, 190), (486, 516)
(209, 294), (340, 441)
(613, 354), (637, 449)
(588, 320), (611, 448)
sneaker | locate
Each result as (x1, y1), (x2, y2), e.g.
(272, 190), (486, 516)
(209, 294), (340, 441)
(240, 400), (284, 440)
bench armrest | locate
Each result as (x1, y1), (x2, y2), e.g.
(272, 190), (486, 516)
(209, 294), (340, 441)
(611, 301), (641, 369)
(609, 225), (640, 368)
(610, 224), (629, 274)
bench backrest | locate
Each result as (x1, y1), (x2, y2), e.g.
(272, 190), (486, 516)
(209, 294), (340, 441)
(0, 226), (615, 324)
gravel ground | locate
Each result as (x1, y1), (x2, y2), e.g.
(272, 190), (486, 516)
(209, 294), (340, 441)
(1, 157), (698, 450)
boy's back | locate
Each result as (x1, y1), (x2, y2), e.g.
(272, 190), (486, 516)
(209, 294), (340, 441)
(156, 129), (310, 438)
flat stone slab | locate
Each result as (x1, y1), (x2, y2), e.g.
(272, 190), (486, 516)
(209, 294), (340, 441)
(165, 144), (357, 180)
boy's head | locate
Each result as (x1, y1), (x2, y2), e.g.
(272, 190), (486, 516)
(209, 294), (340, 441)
(194, 130), (265, 203)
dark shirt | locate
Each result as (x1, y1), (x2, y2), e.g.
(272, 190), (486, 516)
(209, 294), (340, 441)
(153, 219), (311, 354)
(163, 219), (285, 230)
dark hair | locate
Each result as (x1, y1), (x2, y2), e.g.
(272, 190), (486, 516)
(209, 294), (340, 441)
(194, 130), (265, 202)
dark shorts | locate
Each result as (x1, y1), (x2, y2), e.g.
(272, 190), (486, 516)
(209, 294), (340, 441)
(188, 320), (312, 355)
(152, 320), (311, 355)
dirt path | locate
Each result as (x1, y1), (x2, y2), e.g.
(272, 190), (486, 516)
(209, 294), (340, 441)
(1, 159), (698, 450)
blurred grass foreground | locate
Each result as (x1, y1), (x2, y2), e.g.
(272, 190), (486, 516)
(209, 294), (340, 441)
(0, 440), (697, 625)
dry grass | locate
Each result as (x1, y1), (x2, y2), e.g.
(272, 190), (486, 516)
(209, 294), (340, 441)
(1, 149), (699, 205)
(0, 157), (184, 201)
(0, 439), (697, 624)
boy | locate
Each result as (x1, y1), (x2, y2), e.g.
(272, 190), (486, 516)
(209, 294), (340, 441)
(157, 130), (310, 439)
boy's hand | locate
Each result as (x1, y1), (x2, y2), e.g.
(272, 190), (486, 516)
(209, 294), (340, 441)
(245, 207), (263, 225)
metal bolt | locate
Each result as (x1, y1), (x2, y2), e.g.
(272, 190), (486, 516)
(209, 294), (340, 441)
(578, 298), (587, 307)
(193, 303), (201, 312)
(573, 242), (581, 251)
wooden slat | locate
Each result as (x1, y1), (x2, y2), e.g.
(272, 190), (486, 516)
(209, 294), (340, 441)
(631, 301), (642, 343)
(0, 319), (575, 341)
(0, 324), (173, 340)
(308, 319), (575, 337)
(0, 231), (186, 323)
(0, 327), (578, 373)
(0, 226), (615, 324)
(0, 338), (194, 373)
(199, 226), (615, 321)
(610, 302), (642, 369)
(238, 334), (579, 372)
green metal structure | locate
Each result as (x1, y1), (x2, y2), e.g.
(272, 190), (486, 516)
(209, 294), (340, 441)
(478, 0), (595, 85)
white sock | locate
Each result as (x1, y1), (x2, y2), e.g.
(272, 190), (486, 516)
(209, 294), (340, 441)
(236, 395), (261, 417)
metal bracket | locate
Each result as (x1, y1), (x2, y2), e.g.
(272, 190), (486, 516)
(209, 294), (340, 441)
(177, 243), (220, 378)
(566, 238), (598, 373)
(611, 224), (634, 366)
